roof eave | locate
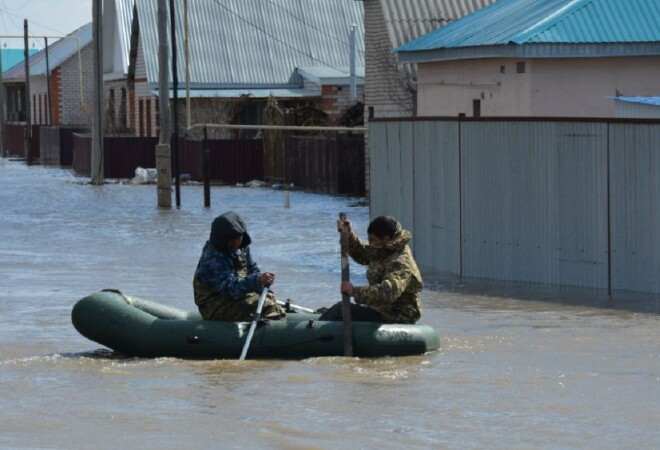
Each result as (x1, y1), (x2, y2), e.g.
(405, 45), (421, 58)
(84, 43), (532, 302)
(398, 43), (660, 63)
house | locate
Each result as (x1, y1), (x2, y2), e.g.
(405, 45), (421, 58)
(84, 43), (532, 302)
(397, 0), (660, 118)
(3, 23), (94, 126)
(1, 48), (38, 121)
(102, 0), (135, 134)
(362, 0), (494, 119)
(127, 0), (364, 138)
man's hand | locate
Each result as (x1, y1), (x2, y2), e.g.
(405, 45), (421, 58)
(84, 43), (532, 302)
(259, 272), (275, 287)
(341, 281), (353, 296)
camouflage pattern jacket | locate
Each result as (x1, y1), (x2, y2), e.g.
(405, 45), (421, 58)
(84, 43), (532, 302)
(348, 228), (423, 324)
(193, 241), (283, 321)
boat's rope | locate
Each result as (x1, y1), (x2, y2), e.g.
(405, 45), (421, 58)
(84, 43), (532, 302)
(101, 288), (134, 305)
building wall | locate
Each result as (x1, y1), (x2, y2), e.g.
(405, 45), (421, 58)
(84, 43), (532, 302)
(364, 0), (414, 119)
(417, 56), (660, 118)
(417, 58), (532, 117)
(321, 84), (365, 123)
(104, 79), (131, 134)
(529, 57), (660, 117)
(28, 75), (49, 125)
(59, 44), (94, 125)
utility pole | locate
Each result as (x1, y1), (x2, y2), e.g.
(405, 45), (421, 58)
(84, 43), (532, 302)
(184, 0), (191, 130)
(23, 19), (32, 164)
(91, 0), (104, 184)
(170, 0), (181, 208)
(349, 24), (357, 101)
(44, 37), (52, 126)
(156, 0), (172, 208)
(0, 43), (5, 156)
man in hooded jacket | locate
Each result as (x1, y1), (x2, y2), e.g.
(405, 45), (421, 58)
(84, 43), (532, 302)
(194, 211), (286, 322)
(319, 215), (423, 324)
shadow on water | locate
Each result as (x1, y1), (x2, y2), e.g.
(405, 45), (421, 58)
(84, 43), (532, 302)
(423, 273), (660, 314)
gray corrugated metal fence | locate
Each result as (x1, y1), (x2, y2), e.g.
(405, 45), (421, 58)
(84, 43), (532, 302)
(370, 118), (660, 295)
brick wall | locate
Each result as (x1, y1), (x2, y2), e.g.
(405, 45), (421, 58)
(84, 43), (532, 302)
(364, 0), (414, 119)
(59, 44), (94, 126)
(320, 84), (365, 123)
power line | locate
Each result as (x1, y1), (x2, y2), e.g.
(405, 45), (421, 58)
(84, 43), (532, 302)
(209, 0), (345, 72)
(263, 0), (364, 57)
(0, 5), (66, 35)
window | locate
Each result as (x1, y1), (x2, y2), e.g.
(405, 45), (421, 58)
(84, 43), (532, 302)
(516, 62), (526, 74)
(473, 99), (481, 118)
(138, 99), (144, 137)
(146, 98), (152, 137)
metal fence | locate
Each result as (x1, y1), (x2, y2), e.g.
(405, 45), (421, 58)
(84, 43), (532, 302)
(369, 117), (660, 295)
(284, 135), (366, 195)
(40, 126), (89, 166)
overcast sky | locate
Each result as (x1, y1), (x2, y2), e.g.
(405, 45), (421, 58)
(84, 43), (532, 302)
(0, 0), (92, 49)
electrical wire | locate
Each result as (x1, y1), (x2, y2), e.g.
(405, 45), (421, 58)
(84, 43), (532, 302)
(209, 0), (346, 72)
(263, 0), (364, 56)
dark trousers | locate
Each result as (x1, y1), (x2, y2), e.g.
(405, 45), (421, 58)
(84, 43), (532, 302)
(318, 301), (385, 323)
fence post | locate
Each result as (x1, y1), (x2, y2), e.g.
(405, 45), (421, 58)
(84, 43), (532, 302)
(203, 126), (210, 208)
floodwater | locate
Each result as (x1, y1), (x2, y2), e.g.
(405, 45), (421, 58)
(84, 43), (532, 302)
(1, 158), (659, 450)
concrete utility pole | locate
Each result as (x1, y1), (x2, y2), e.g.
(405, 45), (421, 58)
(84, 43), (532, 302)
(0, 44), (5, 156)
(91, 0), (104, 184)
(23, 20), (32, 164)
(156, 0), (172, 208)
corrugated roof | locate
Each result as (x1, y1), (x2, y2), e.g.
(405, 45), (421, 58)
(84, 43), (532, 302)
(1, 49), (38, 74)
(136, 0), (364, 88)
(381, 0), (495, 50)
(151, 86), (321, 98)
(297, 66), (365, 85)
(613, 96), (660, 107)
(398, 0), (660, 53)
(115, 0), (134, 74)
(4, 23), (92, 81)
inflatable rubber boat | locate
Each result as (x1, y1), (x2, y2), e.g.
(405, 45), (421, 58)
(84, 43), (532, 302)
(72, 290), (440, 359)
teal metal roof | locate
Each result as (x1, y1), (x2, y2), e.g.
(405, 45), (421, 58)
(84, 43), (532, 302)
(398, 0), (660, 60)
(1, 48), (38, 73)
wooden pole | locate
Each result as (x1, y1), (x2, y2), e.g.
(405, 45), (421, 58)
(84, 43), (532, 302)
(203, 126), (210, 208)
(338, 212), (354, 357)
(350, 24), (357, 101)
(169, 0), (181, 208)
(23, 20), (32, 164)
(91, 0), (104, 184)
(157, 0), (172, 208)
(44, 37), (52, 126)
(0, 44), (5, 156)
(184, 0), (191, 130)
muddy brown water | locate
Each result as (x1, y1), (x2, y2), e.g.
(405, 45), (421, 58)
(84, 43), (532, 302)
(1, 159), (659, 449)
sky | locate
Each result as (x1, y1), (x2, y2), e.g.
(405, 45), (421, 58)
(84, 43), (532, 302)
(0, 0), (92, 50)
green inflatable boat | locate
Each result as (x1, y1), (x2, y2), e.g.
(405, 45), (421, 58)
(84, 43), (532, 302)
(72, 290), (440, 359)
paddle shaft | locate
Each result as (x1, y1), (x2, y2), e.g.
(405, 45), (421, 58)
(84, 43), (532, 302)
(339, 213), (354, 357)
(239, 287), (269, 360)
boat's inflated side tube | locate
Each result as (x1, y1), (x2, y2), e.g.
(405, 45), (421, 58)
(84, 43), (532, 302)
(72, 291), (440, 359)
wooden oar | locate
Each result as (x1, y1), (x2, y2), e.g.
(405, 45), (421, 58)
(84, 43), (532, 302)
(239, 287), (269, 360)
(338, 212), (354, 357)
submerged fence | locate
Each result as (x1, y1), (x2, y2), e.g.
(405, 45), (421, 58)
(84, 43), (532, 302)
(369, 117), (660, 295)
(69, 132), (365, 195)
(2, 123), (40, 161)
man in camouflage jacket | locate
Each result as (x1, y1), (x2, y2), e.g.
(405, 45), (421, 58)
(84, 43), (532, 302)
(320, 216), (423, 324)
(193, 211), (285, 322)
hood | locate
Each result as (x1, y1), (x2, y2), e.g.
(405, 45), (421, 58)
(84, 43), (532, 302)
(366, 223), (412, 259)
(209, 211), (252, 252)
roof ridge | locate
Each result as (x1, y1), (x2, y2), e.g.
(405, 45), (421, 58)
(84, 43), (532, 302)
(512, 0), (593, 44)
